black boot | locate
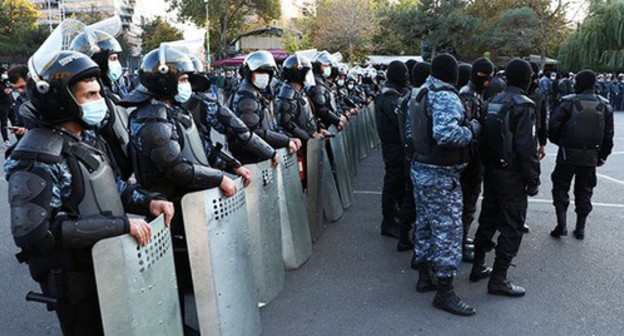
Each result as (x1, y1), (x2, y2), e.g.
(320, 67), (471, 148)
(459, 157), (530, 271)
(433, 277), (476, 316)
(488, 259), (525, 297)
(469, 248), (492, 282)
(397, 224), (414, 252)
(550, 211), (568, 238)
(573, 215), (586, 240)
(381, 219), (400, 238)
(462, 243), (475, 263)
(415, 262), (438, 293)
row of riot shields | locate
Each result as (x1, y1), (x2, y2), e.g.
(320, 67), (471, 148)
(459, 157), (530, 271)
(91, 103), (379, 335)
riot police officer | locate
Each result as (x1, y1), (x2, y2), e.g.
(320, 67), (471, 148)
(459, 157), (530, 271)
(308, 51), (346, 130)
(121, 44), (238, 335)
(472, 59), (540, 298)
(375, 60), (410, 243)
(458, 57), (494, 262)
(6, 43), (173, 335)
(275, 54), (325, 143)
(70, 24), (134, 180)
(410, 54), (479, 316)
(230, 50), (301, 164)
(548, 70), (614, 240)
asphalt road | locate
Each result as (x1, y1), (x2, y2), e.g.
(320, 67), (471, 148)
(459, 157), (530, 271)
(2, 114), (624, 335)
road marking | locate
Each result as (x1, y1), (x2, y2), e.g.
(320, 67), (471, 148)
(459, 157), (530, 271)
(354, 191), (624, 208)
(597, 173), (624, 185)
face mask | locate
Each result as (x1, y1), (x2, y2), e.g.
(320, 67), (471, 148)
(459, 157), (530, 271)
(550, 75), (556, 80)
(337, 79), (345, 87)
(108, 60), (123, 82)
(1, 74), (7, 80)
(174, 82), (192, 103)
(80, 98), (108, 126)
(322, 66), (332, 78)
(347, 84), (354, 90)
(253, 73), (270, 89)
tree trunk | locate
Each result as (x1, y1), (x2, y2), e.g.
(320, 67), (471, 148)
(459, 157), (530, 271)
(349, 42), (354, 65)
(431, 44), (437, 60)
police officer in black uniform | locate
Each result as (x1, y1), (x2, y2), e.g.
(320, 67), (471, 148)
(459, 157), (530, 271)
(121, 44), (239, 335)
(375, 60), (410, 244)
(70, 28), (134, 180)
(230, 50), (301, 164)
(548, 70), (614, 240)
(458, 57), (494, 262)
(472, 59), (540, 297)
(5, 47), (173, 335)
(275, 54), (326, 144)
(308, 51), (346, 130)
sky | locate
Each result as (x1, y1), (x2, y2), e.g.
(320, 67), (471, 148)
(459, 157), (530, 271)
(134, 0), (204, 40)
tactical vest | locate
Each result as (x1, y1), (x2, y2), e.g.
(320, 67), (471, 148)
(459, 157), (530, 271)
(481, 99), (514, 168)
(10, 128), (124, 217)
(175, 111), (210, 165)
(411, 88), (470, 166)
(561, 94), (606, 151)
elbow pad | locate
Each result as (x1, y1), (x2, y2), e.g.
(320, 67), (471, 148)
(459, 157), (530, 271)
(262, 130), (291, 149)
(61, 214), (129, 249)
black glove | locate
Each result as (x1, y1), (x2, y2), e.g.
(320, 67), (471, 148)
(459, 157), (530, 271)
(597, 158), (606, 167)
(526, 184), (539, 197)
(468, 119), (481, 138)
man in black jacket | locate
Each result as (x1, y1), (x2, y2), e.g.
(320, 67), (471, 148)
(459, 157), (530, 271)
(548, 70), (614, 240)
(375, 60), (410, 244)
(471, 59), (540, 298)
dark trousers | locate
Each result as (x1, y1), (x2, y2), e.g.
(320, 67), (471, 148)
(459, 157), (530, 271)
(51, 269), (103, 336)
(399, 153), (416, 236)
(474, 169), (527, 263)
(551, 163), (596, 216)
(460, 157), (483, 241)
(381, 144), (405, 222)
(0, 103), (10, 141)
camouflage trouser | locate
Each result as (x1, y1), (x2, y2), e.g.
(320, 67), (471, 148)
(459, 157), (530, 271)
(411, 163), (463, 278)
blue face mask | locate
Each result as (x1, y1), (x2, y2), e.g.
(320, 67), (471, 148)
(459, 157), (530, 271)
(174, 82), (192, 103)
(108, 60), (123, 82)
(80, 98), (108, 126)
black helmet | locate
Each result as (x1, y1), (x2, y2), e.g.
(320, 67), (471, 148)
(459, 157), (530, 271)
(312, 51), (333, 75)
(243, 50), (277, 81)
(188, 56), (211, 92)
(28, 50), (101, 126)
(282, 54), (312, 85)
(70, 29), (122, 77)
(139, 44), (194, 98)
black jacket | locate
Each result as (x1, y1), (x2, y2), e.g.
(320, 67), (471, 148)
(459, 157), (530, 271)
(549, 89), (614, 167)
(374, 82), (408, 147)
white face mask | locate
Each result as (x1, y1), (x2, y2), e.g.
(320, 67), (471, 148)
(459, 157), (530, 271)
(80, 98), (108, 126)
(550, 74), (556, 80)
(337, 79), (345, 87)
(322, 66), (332, 78)
(108, 60), (123, 82)
(1, 74), (7, 80)
(347, 84), (354, 90)
(253, 73), (270, 90)
(174, 82), (192, 103)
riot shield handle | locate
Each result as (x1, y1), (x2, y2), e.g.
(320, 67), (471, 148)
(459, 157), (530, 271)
(26, 291), (57, 305)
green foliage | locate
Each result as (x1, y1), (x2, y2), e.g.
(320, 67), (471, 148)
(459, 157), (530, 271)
(490, 7), (539, 57)
(0, 0), (47, 58)
(165, 0), (281, 59)
(140, 16), (184, 54)
(559, 0), (624, 71)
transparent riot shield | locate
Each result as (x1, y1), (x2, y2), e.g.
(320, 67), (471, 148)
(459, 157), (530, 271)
(327, 126), (353, 209)
(322, 143), (344, 222)
(343, 120), (356, 177)
(306, 138), (325, 242)
(92, 215), (183, 336)
(181, 179), (261, 336)
(243, 160), (284, 304)
(276, 148), (312, 270)
(357, 111), (369, 160)
(367, 102), (379, 149)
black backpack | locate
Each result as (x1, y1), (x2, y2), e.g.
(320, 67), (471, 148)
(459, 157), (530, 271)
(481, 99), (514, 167)
(562, 96), (605, 150)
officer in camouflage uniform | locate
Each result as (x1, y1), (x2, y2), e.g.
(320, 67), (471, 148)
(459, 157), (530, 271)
(5, 46), (173, 335)
(410, 54), (480, 316)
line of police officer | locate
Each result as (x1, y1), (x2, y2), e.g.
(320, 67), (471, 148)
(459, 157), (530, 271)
(4, 17), (383, 335)
(375, 54), (614, 316)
